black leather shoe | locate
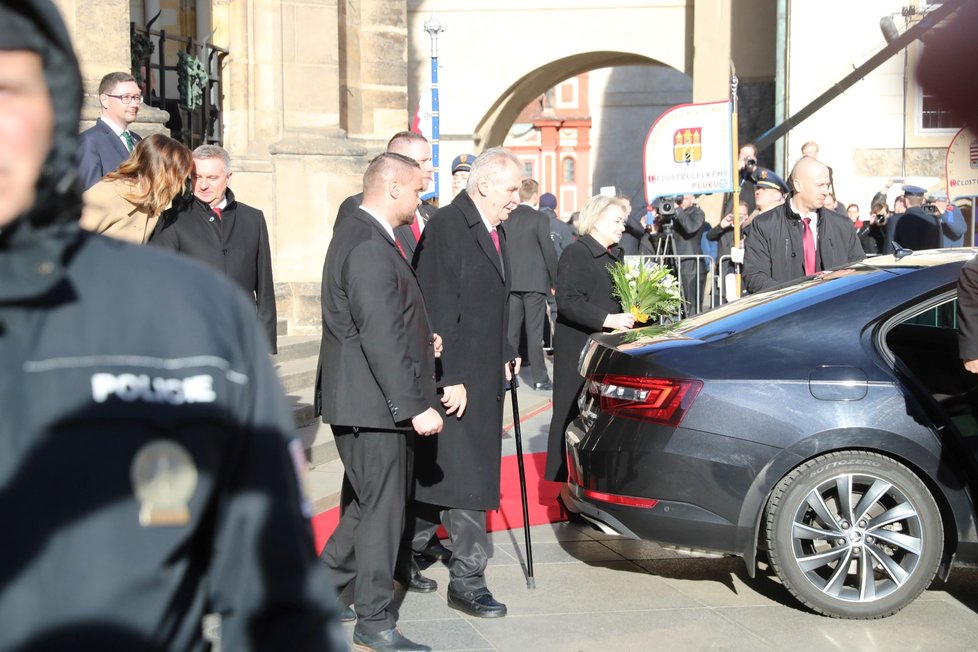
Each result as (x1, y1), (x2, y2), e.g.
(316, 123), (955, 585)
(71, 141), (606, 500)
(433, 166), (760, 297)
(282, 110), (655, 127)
(447, 588), (507, 618)
(395, 565), (438, 593)
(338, 603), (356, 622)
(352, 627), (431, 652)
(416, 540), (452, 562)
(532, 381), (553, 391)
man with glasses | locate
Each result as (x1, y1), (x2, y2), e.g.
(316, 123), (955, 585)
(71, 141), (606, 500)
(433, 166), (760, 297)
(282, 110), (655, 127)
(77, 71), (142, 190)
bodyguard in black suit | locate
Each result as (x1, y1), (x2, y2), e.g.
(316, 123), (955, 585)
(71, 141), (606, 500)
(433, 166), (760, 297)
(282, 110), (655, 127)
(317, 153), (442, 652)
(334, 131), (435, 262)
(150, 146), (277, 352)
(77, 71), (142, 190)
(409, 148), (523, 619)
(506, 179), (558, 389)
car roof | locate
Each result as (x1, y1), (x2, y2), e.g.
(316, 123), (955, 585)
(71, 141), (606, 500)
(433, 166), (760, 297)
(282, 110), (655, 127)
(612, 249), (977, 352)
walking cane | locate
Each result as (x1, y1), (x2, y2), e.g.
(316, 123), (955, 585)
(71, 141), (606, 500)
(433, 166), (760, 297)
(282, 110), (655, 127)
(508, 359), (536, 589)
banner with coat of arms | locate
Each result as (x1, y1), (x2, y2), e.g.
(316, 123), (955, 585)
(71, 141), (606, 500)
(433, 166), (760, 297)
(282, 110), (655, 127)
(643, 100), (734, 203)
(946, 126), (978, 201)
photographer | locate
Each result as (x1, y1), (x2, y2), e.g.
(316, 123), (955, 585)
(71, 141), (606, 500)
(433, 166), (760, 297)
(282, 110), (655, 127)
(932, 193), (966, 248)
(724, 144), (758, 215)
(858, 201), (888, 254)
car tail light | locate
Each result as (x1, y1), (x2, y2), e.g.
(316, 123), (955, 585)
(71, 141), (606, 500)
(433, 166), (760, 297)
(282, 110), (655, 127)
(587, 375), (702, 426)
(583, 489), (659, 508)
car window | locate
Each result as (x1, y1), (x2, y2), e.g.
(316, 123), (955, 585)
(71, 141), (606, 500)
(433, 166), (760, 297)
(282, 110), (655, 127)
(885, 293), (978, 442)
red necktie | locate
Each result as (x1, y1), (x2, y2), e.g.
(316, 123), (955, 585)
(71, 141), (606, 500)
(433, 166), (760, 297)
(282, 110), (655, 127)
(490, 229), (500, 254)
(410, 213), (422, 244)
(212, 206), (222, 221)
(395, 239), (407, 260)
(802, 217), (816, 275)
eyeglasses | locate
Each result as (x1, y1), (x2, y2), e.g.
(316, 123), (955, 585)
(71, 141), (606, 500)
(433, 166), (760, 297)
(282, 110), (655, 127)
(105, 93), (143, 104)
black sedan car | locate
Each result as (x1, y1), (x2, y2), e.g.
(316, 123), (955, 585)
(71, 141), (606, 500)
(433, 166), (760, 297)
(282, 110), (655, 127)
(562, 249), (978, 619)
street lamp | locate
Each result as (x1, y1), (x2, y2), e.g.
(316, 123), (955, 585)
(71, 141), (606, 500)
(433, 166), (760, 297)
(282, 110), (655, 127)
(424, 15), (444, 203)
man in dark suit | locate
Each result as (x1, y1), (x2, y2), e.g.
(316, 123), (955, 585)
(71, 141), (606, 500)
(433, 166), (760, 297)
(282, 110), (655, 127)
(409, 147), (522, 620)
(318, 152), (443, 652)
(672, 194), (706, 316)
(506, 178), (558, 390)
(334, 131), (434, 262)
(149, 145), (277, 352)
(77, 71), (142, 190)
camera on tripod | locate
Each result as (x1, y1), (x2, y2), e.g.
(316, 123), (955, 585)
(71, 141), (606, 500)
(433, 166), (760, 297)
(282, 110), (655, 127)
(657, 196), (679, 221)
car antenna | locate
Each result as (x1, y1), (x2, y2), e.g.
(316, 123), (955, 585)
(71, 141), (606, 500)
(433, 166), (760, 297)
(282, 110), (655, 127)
(893, 243), (914, 261)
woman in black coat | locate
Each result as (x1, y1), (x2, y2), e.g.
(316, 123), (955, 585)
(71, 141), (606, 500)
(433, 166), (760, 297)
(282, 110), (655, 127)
(545, 195), (637, 482)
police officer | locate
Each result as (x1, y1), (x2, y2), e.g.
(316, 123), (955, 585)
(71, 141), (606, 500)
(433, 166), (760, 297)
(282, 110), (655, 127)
(884, 185), (941, 253)
(0, 2), (344, 649)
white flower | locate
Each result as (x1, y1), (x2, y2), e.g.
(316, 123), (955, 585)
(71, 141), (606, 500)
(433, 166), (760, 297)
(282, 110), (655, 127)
(662, 277), (674, 287)
(629, 280), (637, 288)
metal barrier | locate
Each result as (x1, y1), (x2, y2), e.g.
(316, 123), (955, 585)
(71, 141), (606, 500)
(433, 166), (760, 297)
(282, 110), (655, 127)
(629, 254), (717, 322)
(130, 17), (229, 148)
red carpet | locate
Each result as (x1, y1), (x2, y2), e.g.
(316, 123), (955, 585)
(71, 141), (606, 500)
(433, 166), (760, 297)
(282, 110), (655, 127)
(312, 451), (566, 553)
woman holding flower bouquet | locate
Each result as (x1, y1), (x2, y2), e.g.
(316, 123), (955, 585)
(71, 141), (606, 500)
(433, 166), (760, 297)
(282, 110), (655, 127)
(545, 195), (637, 482)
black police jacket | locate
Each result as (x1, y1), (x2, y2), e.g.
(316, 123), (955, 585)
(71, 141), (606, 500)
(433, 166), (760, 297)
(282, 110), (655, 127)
(0, 221), (343, 651)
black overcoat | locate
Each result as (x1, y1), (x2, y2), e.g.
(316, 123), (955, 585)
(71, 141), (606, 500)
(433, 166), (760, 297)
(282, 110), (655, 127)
(412, 191), (514, 510)
(545, 235), (624, 481)
(150, 190), (277, 351)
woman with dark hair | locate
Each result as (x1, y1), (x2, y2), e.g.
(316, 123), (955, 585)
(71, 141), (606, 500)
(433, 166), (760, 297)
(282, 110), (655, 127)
(80, 133), (192, 243)
(544, 194), (637, 483)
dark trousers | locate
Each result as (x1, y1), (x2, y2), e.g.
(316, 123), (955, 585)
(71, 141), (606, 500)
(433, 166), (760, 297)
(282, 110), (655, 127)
(406, 502), (491, 593)
(322, 426), (412, 635)
(507, 291), (550, 384)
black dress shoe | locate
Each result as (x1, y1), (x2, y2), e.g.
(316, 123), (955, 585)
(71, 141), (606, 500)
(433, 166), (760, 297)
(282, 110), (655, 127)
(532, 381), (553, 391)
(352, 627), (431, 652)
(416, 540), (452, 562)
(336, 601), (357, 622)
(394, 565), (438, 593)
(447, 588), (507, 618)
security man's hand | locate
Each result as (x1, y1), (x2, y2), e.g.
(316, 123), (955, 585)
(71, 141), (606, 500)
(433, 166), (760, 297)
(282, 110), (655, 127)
(964, 359), (978, 374)
(441, 384), (467, 417)
(432, 332), (443, 358)
(412, 408), (443, 436)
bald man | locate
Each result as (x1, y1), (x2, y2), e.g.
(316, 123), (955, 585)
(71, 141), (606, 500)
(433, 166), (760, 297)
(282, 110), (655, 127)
(743, 157), (863, 293)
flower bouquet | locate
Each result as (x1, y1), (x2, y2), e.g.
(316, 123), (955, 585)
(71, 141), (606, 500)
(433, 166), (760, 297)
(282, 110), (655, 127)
(607, 260), (683, 324)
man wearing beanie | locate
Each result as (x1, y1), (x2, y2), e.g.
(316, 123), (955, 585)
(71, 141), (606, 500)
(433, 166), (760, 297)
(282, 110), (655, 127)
(0, 2), (344, 649)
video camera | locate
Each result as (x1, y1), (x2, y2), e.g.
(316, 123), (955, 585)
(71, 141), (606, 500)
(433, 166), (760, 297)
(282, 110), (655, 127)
(657, 197), (679, 219)
(923, 201), (941, 216)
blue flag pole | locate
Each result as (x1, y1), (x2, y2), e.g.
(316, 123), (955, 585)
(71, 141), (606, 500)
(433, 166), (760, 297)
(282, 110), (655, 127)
(424, 16), (444, 204)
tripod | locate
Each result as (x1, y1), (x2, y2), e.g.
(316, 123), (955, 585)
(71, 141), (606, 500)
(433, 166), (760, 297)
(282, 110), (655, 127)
(653, 223), (677, 257)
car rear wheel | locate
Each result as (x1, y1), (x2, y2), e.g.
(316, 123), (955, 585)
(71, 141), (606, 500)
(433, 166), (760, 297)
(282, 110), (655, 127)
(765, 451), (943, 619)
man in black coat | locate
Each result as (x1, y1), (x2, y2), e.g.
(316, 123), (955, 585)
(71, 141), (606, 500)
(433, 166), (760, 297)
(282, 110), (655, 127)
(317, 153), (443, 652)
(76, 71), (142, 190)
(334, 131), (435, 263)
(409, 147), (523, 619)
(0, 4), (345, 648)
(885, 185), (941, 254)
(150, 145), (277, 352)
(671, 194), (706, 316)
(744, 157), (864, 293)
(506, 178), (558, 390)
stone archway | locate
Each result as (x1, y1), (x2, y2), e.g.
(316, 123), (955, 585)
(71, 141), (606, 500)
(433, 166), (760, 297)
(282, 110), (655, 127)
(475, 52), (663, 149)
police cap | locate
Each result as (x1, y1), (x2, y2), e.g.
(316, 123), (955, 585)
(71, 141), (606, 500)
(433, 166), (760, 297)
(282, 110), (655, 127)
(752, 167), (789, 194)
(452, 154), (474, 174)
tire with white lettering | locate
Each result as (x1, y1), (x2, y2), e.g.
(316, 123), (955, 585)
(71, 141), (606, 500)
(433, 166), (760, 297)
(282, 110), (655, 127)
(765, 451), (942, 619)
